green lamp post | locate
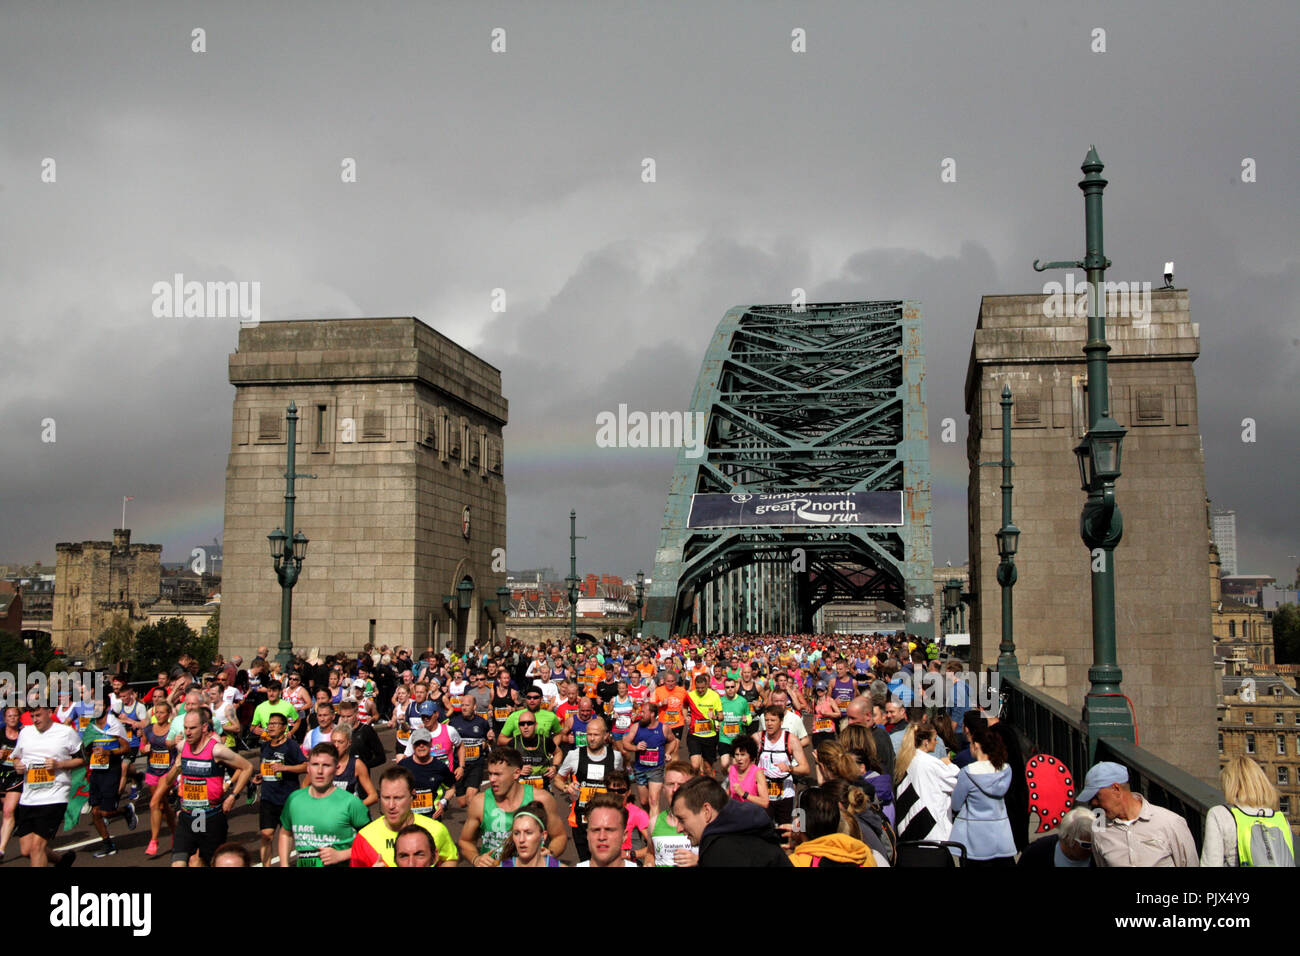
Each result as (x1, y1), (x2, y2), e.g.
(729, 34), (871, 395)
(985, 385), (1020, 679)
(1034, 146), (1135, 751)
(269, 402), (315, 670)
(635, 570), (646, 635)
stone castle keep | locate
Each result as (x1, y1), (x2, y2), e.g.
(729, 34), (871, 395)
(965, 287), (1217, 782)
(221, 318), (508, 660)
(52, 529), (162, 654)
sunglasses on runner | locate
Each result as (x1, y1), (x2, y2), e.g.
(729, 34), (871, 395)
(519, 720), (536, 726)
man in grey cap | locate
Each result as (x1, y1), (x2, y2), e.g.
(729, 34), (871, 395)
(1078, 761), (1199, 867)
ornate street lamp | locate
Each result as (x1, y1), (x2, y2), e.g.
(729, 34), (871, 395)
(269, 402), (315, 669)
(1034, 146), (1135, 750)
(985, 385), (1020, 679)
(635, 570), (646, 635)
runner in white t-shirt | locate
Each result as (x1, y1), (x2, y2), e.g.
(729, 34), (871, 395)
(11, 705), (84, 867)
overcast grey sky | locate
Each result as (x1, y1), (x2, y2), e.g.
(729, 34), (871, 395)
(1, 1), (1296, 587)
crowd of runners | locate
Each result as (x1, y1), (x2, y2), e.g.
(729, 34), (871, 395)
(0, 631), (1291, 867)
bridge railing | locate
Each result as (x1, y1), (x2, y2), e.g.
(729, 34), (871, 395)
(1000, 675), (1223, 851)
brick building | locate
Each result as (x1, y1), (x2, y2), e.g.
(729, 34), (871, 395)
(221, 318), (508, 659)
(51, 529), (162, 654)
(965, 288), (1217, 782)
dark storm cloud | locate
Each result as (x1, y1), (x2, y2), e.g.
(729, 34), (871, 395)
(0, 1), (1295, 585)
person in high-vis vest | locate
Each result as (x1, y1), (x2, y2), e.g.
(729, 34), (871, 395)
(1202, 755), (1295, 866)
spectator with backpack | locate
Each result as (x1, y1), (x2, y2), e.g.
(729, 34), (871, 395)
(1201, 755), (1294, 867)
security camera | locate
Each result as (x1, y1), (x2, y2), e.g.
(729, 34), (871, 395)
(1163, 262), (1174, 289)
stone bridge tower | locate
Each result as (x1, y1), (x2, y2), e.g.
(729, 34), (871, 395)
(222, 318), (508, 660)
(965, 288), (1216, 782)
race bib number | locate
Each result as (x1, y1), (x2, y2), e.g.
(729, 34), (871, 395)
(78, 716), (92, 730)
(260, 761), (280, 781)
(637, 750), (660, 767)
(522, 775), (546, 789)
(148, 751), (171, 772)
(181, 779), (210, 812)
(411, 790), (434, 813)
(90, 748), (112, 770)
(448, 696), (462, 709)
(614, 714), (632, 731)
(575, 732), (587, 748)
(692, 719), (714, 735)
(814, 718), (837, 733)
(396, 727), (411, 742)
(767, 778), (785, 799)
(26, 764), (55, 789)
(494, 707), (512, 722)
(464, 743), (482, 760)
(578, 785), (606, 806)
(0, 746), (12, 767)
(721, 721), (741, 737)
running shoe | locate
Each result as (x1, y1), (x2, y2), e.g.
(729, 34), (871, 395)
(124, 801), (139, 830)
(92, 842), (117, 858)
(145, 838), (160, 857)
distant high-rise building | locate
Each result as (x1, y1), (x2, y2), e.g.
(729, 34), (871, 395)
(1212, 510), (1238, 576)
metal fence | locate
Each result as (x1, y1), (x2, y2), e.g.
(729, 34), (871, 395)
(1000, 674), (1223, 851)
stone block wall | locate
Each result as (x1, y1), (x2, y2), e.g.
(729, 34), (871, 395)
(965, 289), (1217, 782)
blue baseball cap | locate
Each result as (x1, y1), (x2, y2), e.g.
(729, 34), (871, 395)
(1076, 761), (1129, 803)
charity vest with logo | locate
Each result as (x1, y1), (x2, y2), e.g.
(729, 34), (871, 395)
(178, 735), (225, 814)
(480, 783), (537, 859)
(719, 696), (750, 743)
(651, 810), (696, 867)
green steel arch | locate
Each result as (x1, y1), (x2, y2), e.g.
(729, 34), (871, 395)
(643, 301), (934, 640)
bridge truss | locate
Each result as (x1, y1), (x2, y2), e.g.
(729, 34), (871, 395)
(643, 301), (934, 640)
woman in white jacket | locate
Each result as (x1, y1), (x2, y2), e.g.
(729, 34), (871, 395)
(892, 723), (959, 844)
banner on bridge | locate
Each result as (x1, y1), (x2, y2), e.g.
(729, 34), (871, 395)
(686, 491), (903, 528)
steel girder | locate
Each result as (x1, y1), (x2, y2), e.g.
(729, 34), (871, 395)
(643, 301), (934, 639)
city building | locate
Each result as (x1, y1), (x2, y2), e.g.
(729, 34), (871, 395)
(221, 318), (508, 658)
(1211, 509), (1238, 576)
(1222, 574), (1277, 607)
(51, 528), (162, 655)
(1217, 672), (1300, 834)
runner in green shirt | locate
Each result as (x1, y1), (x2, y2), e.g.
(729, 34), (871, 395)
(496, 688), (562, 744)
(717, 677), (752, 772)
(252, 681), (301, 739)
(278, 743), (369, 867)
